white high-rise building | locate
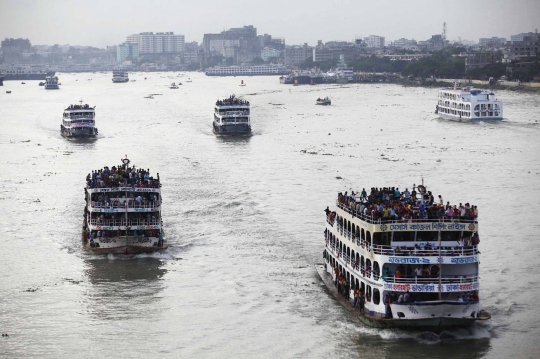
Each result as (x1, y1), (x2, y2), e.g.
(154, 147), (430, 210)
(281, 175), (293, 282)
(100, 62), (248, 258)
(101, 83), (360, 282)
(364, 35), (385, 48)
(126, 32), (185, 54)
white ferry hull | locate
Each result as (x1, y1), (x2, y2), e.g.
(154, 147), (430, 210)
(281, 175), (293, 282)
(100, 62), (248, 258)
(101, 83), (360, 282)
(61, 125), (97, 138)
(212, 124), (251, 135)
(112, 78), (129, 83)
(438, 113), (503, 122)
(83, 235), (168, 255)
(316, 264), (489, 333)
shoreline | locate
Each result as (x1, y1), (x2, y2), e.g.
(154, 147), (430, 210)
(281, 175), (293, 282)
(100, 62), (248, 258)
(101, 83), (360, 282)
(399, 79), (540, 93)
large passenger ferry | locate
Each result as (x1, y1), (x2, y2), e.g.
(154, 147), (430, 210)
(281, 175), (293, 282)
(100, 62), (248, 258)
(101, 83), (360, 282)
(213, 95), (251, 135)
(112, 70), (129, 83)
(318, 183), (490, 333)
(44, 76), (59, 89)
(82, 157), (167, 254)
(435, 85), (503, 121)
(61, 101), (98, 137)
(205, 64), (289, 76)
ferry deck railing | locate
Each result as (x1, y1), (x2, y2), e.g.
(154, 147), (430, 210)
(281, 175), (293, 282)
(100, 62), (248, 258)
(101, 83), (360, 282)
(90, 218), (160, 227)
(91, 201), (160, 209)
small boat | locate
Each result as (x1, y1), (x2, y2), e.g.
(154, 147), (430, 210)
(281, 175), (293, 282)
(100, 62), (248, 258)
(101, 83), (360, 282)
(240, 80), (246, 87)
(21, 82), (26, 84)
(39, 82), (45, 86)
(316, 97), (332, 106)
(169, 82), (179, 89)
(6, 90), (11, 93)
(186, 78), (192, 83)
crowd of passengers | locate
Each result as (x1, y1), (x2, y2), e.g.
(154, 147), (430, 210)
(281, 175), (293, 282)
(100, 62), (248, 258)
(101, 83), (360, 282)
(86, 165), (160, 189)
(90, 192), (160, 207)
(67, 104), (92, 110)
(332, 186), (478, 223)
(215, 95), (249, 106)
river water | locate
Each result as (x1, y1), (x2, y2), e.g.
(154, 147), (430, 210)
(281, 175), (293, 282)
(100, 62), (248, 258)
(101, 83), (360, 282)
(0, 73), (539, 358)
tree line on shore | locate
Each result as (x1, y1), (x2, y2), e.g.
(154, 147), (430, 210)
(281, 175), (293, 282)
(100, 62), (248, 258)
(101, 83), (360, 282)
(299, 47), (539, 82)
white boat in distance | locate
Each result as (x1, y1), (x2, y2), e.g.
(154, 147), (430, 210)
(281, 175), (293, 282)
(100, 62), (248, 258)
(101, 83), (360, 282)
(435, 85), (503, 121)
(45, 76), (59, 89)
(112, 70), (129, 83)
(205, 64), (289, 76)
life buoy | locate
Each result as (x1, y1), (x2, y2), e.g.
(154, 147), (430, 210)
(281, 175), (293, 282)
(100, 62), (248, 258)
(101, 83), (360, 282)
(122, 158), (130, 165)
(417, 185), (426, 194)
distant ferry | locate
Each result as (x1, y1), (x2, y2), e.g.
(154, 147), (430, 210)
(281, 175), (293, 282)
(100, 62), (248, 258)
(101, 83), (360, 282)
(44, 76), (59, 89)
(213, 95), (251, 135)
(61, 100), (98, 137)
(112, 70), (129, 83)
(435, 86), (503, 121)
(0, 66), (54, 81)
(205, 64), (289, 76)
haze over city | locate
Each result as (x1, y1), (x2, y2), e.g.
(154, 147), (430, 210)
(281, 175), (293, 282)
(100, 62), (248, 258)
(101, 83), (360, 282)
(1, 0), (539, 46)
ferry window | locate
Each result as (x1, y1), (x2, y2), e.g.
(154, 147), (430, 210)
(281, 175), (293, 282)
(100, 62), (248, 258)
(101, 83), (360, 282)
(373, 289), (381, 305)
(366, 285), (372, 303)
(441, 231), (460, 242)
(392, 231), (414, 242)
(416, 231), (438, 242)
(366, 231), (372, 244)
(373, 232), (390, 245)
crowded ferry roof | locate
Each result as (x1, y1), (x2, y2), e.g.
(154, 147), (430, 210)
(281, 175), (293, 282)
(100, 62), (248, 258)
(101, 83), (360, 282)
(332, 185), (478, 224)
(86, 163), (161, 189)
(65, 103), (94, 110)
(215, 95), (249, 106)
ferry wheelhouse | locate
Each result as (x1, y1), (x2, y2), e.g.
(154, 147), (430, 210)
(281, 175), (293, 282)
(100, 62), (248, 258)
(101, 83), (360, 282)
(435, 86), (503, 121)
(61, 101), (98, 137)
(213, 95), (251, 135)
(318, 184), (490, 332)
(45, 76), (59, 89)
(82, 157), (167, 254)
(112, 70), (129, 83)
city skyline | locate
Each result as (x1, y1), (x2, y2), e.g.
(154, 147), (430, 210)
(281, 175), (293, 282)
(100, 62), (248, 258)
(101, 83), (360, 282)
(1, 0), (539, 48)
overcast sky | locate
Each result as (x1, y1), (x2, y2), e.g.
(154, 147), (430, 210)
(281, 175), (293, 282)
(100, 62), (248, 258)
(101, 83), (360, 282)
(1, 0), (539, 47)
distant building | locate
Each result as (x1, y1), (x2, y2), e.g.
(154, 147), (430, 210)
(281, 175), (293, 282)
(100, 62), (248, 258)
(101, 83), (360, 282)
(1, 38), (32, 54)
(383, 54), (431, 61)
(126, 32), (185, 54)
(458, 52), (497, 71)
(202, 25), (264, 64)
(363, 35), (385, 48)
(117, 43), (139, 63)
(260, 47), (281, 61)
(503, 32), (539, 63)
(478, 37), (506, 48)
(312, 40), (361, 62)
(284, 44), (312, 66)
(388, 38), (418, 50)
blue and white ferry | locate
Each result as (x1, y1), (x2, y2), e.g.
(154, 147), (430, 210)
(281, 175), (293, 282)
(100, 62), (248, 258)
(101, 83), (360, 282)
(435, 85), (503, 121)
(317, 183), (490, 333)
